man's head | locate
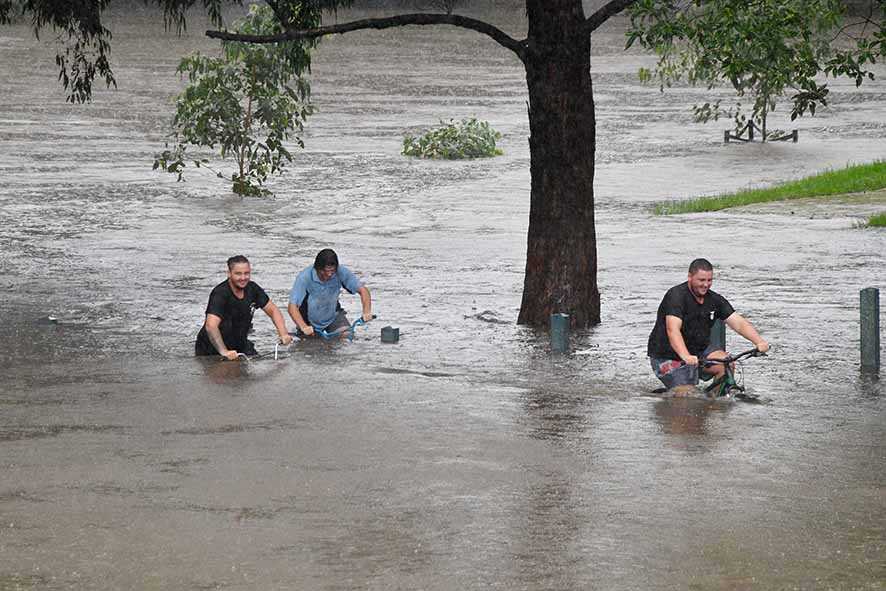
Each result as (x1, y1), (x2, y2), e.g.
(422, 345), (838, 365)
(227, 255), (250, 270)
(687, 258), (714, 298)
(314, 248), (339, 282)
(226, 255), (251, 290)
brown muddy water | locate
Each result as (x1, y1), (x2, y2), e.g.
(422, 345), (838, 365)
(0, 4), (884, 590)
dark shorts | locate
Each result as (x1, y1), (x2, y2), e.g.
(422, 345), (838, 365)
(325, 309), (351, 332)
(650, 344), (718, 389)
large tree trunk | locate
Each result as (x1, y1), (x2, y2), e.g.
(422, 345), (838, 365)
(517, 0), (600, 327)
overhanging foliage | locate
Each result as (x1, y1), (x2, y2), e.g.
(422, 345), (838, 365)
(153, 4), (316, 196)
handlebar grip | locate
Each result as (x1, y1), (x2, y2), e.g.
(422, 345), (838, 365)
(354, 314), (377, 326)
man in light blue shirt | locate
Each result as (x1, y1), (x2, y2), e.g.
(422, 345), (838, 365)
(288, 248), (372, 337)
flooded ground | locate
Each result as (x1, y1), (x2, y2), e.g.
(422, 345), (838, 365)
(1, 4), (884, 589)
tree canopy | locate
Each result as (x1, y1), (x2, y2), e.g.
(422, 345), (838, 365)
(0, 0), (348, 102)
(627, 0), (886, 128)
(824, 1), (886, 93)
(4, 1), (883, 107)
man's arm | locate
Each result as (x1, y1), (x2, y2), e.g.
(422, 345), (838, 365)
(287, 302), (314, 336)
(665, 315), (698, 365)
(357, 286), (372, 322)
(204, 314), (240, 360)
(262, 301), (293, 345)
(725, 312), (769, 353)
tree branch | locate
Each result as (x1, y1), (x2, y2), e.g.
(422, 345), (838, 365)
(206, 13), (526, 58)
(830, 18), (872, 42)
(585, 0), (638, 33)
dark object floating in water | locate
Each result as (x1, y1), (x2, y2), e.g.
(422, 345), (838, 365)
(466, 310), (510, 324)
(381, 326), (399, 343)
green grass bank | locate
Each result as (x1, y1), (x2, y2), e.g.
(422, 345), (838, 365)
(654, 161), (886, 215)
(869, 211), (886, 227)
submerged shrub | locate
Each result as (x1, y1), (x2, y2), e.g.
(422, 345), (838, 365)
(402, 118), (503, 159)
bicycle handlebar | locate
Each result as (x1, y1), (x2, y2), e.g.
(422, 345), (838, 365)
(703, 347), (766, 366)
(316, 314), (377, 341)
(230, 318), (379, 361)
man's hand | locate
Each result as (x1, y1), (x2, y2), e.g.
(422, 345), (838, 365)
(301, 325), (315, 337)
(221, 350), (240, 361)
(683, 354), (699, 366)
(357, 286), (372, 325)
(755, 340), (770, 354)
(279, 334), (293, 346)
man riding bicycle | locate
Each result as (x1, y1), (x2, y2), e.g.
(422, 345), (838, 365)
(648, 258), (770, 395)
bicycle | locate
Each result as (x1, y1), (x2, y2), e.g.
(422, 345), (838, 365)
(234, 316), (376, 362)
(235, 338), (296, 362)
(702, 347), (767, 400)
(314, 314), (377, 342)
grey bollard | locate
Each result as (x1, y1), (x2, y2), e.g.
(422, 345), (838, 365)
(860, 288), (880, 372)
(381, 326), (399, 344)
(709, 319), (726, 351)
(550, 313), (570, 353)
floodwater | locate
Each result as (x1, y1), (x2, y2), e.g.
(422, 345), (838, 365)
(1, 4), (884, 589)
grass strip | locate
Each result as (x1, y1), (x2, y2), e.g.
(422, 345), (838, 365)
(869, 212), (886, 227)
(654, 160), (886, 215)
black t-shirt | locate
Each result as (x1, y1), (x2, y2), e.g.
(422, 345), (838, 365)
(195, 280), (270, 355)
(647, 281), (735, 359)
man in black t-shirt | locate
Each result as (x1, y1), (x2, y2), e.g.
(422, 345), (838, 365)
(195, 255), (293, 359)
(647, 258), (769, 394)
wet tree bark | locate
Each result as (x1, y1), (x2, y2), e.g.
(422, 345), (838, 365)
(517, 0), (600, 327)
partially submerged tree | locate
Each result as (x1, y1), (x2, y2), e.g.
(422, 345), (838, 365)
(205, 0), (641, 328)
(154, 4), (316, 196)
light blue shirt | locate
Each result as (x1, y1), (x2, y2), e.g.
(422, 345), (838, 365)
(289, 265), (363, 329)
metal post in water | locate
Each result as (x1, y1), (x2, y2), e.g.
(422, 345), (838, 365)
(709, 319), (726, 351)
(550, 313), (570, 354)
(860, 287), (880, 373)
